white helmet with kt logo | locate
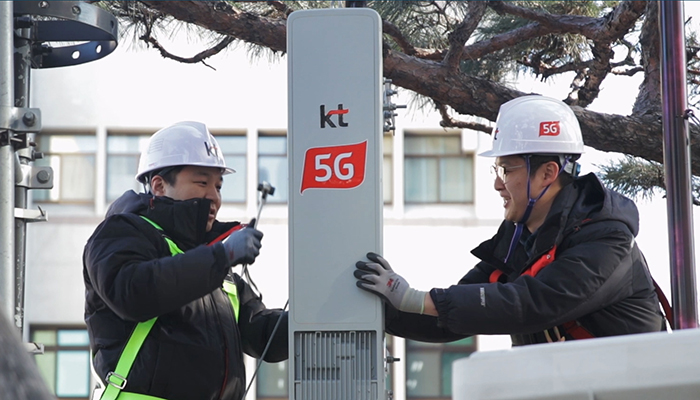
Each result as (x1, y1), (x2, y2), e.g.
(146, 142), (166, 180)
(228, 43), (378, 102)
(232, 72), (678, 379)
(480, 95), (584, 157)
(136, 121), (235, 184)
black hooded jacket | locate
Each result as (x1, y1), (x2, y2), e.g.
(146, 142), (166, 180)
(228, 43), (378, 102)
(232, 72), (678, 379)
(384, 173), (665, 345)
(83, 190), (288, 400)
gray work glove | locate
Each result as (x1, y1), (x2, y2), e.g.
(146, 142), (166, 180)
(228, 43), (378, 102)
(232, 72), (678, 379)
(222, 218), (263, 266)
(354, 252), (426, 314)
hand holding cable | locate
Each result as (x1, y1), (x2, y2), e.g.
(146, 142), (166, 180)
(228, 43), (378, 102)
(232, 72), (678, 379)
(222, 218), (263, 266)
(354, 252), (426, 314)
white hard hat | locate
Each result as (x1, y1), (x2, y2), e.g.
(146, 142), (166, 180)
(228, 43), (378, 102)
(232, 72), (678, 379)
(136, 121), (235, 183)
(480, 95), (584, 157)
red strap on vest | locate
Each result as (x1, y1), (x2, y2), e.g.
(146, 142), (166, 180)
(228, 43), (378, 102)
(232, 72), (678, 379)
(488, 244), (599, 340)
(489, 246), (559, 283)
(652, 278), (674, 330)
(489, 270), (504, 283)
(209, 224), (244, 246)
(522, 246), (557, 277)
(561, 320), (595, 340)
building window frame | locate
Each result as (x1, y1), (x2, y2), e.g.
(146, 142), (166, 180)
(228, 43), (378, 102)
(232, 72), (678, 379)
(210, 129), (248, 204)
(404, 336), (477, 399)
(105, 130), (152, 203)
(33, 130), (97, 205)
(403, 130), (474, 205)
(30, 324), (92, 400)
(257, 130), (288, 204)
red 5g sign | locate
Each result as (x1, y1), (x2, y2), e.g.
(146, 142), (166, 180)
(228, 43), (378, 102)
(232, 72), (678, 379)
(539, 121), (561, 136)
(301, 141), (367, 194)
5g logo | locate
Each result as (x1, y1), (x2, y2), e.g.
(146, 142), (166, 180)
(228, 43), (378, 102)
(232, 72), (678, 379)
(301, 141), (367, 194)
(539, 121), (560, 136)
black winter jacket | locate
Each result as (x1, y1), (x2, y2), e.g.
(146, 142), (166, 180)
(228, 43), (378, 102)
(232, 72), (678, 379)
(385, 173), (665, 345)
(83, 190), (288, 400)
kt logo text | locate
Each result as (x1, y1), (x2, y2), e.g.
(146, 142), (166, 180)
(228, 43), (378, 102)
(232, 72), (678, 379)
(320, 104), (349, 128)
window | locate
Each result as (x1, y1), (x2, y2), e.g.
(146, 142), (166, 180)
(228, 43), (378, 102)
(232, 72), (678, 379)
(258, 133), (288, 204)
(256, 360), (288, 399)
(216, 135), (247, 203)
(106, 134), (150, 202)
(405, 337), (476, 399)
(33, 134), (96, 203)
(31, 326), (91, 399)
(404, 133), (474, 204)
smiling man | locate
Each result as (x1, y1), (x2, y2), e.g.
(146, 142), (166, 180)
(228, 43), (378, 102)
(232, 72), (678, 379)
(83, 121), (287, 400)
(354, 95), (667, 346)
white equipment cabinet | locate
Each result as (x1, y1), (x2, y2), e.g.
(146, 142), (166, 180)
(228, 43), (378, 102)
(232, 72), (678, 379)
(287, 8), (386, 400)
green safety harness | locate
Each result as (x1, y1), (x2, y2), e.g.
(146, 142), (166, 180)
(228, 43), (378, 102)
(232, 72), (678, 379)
(99, 216), (240, 400)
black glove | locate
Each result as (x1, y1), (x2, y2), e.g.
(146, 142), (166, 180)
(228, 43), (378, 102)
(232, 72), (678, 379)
(222, 218), (263, 265)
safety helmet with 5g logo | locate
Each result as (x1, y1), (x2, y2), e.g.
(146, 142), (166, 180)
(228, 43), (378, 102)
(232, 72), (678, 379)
(480, 95), (584, 158)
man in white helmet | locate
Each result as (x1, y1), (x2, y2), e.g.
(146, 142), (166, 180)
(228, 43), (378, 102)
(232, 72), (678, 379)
(83, 121), (287, 400)
(354, 96), (666, 345)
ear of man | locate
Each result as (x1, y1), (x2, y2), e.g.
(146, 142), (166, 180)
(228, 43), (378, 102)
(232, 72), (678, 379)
(541, 161), (562, 186)
(150, 174), (166, 196)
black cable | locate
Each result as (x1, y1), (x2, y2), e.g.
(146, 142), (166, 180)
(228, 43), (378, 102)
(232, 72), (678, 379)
(241, 264), (262, 301)
(241, 299), (289, 400)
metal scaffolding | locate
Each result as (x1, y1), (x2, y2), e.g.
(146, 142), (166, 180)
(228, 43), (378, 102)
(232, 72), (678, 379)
(0, 1), (118, 342)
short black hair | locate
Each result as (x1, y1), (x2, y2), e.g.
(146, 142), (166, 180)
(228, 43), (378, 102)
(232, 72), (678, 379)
(526, 155), (577, 186)
(148, 165), (185, 187)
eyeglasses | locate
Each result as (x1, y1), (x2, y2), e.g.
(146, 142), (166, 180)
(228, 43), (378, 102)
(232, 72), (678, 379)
(490, 164), (525, 181)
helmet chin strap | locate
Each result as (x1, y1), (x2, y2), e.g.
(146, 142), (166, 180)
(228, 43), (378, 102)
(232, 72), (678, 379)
(503, 156), (571, 263)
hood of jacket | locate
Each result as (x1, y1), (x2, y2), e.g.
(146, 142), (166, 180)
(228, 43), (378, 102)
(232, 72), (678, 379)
(107, 190), (230, 249)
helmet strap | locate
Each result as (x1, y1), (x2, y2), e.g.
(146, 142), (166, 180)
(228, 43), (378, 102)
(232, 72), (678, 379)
(503, 156), (569, 263)
(559, 155), (580, 177)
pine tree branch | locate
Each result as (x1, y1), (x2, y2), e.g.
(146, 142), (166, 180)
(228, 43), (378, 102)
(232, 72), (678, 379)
(139, 28), (235, 70)
(382, 20), (418, 56)
(436, 102), (492, 133)
(443, 2), (487, 69)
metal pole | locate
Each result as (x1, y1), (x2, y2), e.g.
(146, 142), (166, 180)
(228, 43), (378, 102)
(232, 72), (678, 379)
(659, 1), (698, 329)
(0, 1), (16, 322)
(14, 22), (32, 334)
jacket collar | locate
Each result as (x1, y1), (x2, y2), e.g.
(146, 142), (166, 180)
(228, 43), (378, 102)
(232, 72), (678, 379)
(142, 195), (211, 249)
(471, 173), (609, 276)
(108, 191), (235, 250)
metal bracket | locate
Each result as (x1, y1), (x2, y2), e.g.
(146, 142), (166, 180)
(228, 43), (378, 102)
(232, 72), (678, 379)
(383, 79), (406, 134)
(0, 106), (42, 133)
(13, 1), (119, 68)
(17, 164), (53, 189)
(15, 206), (48, 223)
(24, 342), (45, 355)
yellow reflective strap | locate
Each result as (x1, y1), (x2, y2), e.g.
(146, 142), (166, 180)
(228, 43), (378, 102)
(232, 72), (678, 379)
(101, 217), (184, 400)
(139, 216), (184, 255)
(222, 281), (240, 322)
(164, 238), (184, 256)
(101, 318), (157, 400)
(115, 391), (166, 400)
(139, 216), (162, 231)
